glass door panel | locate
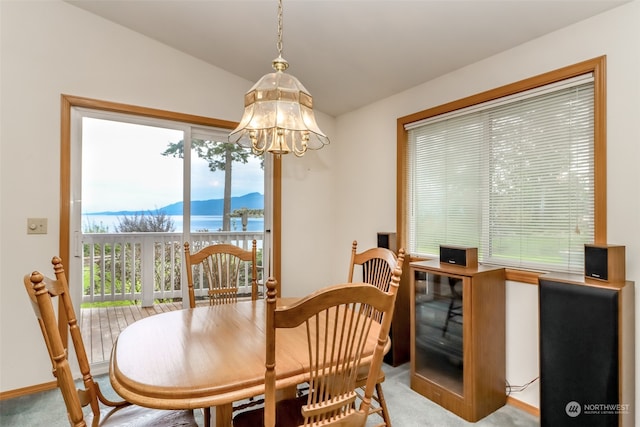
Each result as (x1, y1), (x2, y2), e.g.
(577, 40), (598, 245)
(414, 270), (464, 396)
(81, 117), (185, 308)
(187, 133), (265, 301)
(82, 117), (184, 233)
(70, 105), (271, 370)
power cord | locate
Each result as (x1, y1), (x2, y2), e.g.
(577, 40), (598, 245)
(506, 377), (539, 396)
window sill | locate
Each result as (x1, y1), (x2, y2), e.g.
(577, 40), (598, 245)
(504, 268), (543, 285)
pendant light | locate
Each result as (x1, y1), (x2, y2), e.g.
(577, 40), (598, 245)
(228, 0), (329, 157)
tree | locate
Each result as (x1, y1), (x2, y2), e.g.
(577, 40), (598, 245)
(111, 210), (178, 300)
(162, 139), (253, 230)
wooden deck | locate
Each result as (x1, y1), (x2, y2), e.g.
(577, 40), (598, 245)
(80, 300), (208, 365)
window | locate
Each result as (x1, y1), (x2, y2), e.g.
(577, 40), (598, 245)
(398, 57), (606, 277)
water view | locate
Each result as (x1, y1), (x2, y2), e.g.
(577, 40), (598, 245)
(83, 214), (264, 233)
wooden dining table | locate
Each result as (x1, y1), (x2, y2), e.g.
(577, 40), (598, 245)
(109, 298), (382, 427)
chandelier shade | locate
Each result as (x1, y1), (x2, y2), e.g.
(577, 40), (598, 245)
(228, 0), (329, 157)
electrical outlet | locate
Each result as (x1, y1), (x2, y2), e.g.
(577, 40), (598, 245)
(27, 218), (48, 234)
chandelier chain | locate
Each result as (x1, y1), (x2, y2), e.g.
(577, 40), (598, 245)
(276, 0), (283, 57)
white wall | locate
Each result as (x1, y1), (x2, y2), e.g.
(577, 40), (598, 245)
(331, 0), (640, 416)
(279, 147), (338, 296)
(1, 0), (638, 422)
(0, 0), (335, 392)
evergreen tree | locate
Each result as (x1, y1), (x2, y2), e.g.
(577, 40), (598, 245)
(162, 139), (254, 231)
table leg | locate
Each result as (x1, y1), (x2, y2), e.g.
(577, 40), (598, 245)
(215, 403), (234, 427)
(213, 387), (298, 426)
(277, 385), (297, 400)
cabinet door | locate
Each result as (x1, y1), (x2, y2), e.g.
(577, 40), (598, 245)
(414, 270), (466, 397)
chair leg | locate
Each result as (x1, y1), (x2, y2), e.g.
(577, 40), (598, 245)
(203, 407), (210, 427)
(375, 382), (392, 427)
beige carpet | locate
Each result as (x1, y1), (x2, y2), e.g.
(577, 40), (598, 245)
(0, 363), (540, 426)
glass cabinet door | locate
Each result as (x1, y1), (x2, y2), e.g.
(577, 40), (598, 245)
(414, 270), (464, 396)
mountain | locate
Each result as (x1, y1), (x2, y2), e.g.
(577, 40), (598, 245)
(87, 192), (264, 216)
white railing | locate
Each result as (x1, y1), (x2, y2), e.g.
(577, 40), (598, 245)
(82, 231), (264, 306)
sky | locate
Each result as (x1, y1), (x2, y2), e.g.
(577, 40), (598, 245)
(82, 118), (264, 213)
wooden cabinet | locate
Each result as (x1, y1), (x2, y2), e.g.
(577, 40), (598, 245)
(409, 260), (506, 422)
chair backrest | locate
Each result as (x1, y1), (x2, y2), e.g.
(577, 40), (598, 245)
(264, 249), (404, 427)
(348, 240), (400, 322)
(23, 257), (103, 426)
(183, 240), (258, 307)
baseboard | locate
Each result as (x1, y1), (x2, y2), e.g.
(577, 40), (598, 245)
(507, 396), (540, 417)
(0, 380), (57, 401)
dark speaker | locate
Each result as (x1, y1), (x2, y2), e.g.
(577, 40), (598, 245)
(377, 232), (397, 252)
(439, 245), (477, 268)
(376, 232), (407, 366)
(539, 275), (635, 427)
(584, 244), (625, 282)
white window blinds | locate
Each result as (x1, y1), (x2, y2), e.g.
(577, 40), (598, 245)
(406, 74), (594, 273)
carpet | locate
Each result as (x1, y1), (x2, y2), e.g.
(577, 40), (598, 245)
(0, 363), (540, 426)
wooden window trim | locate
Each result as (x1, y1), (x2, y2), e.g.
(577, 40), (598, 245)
(396, 56), (606, 284)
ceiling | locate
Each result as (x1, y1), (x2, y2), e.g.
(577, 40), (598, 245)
(66, 0), (627, 117)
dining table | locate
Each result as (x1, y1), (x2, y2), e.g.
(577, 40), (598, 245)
(109, 298), (382, 427)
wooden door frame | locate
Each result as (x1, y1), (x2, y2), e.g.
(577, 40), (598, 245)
(59, 94), (282, 338)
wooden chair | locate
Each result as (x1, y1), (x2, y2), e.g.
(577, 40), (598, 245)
(184, 240), (259, 426)
(184, 240), (258, 308)
(233, 260), (403, 427)
(23, 257), (197, 427)
(442, 277), (463, 338)
(347, 240), (404, 427)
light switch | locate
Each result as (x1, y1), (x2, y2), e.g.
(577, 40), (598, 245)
(27, 218), (48, 234)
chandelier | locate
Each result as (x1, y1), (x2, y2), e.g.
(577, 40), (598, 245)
(228, 0), (329, 157)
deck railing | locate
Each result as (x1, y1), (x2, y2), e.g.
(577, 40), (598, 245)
(81, 231), (264, 307)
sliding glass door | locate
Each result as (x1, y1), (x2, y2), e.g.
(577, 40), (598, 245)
(68, 105), (269, 367)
